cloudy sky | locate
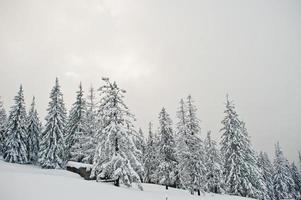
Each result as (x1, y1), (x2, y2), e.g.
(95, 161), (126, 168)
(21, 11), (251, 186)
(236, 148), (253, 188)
(0, 0), (300, 161)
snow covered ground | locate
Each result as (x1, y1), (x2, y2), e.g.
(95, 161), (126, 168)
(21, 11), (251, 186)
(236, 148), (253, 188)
(0, 159), (253, 200)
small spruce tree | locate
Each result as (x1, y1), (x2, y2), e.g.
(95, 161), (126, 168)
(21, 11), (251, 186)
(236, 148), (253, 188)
(204, 131), (224, 194)
(4, 85), (28, 164)
(27, 97), (41, 164)
(143, 122), (159, 183)
(39, 78), (67, 169)
(273, 142), (295, 200)
(0, 97), (7, 154)
(290, 162), (301, 199)
(155, 107), (177, 190)
(66, 83), (89, 162)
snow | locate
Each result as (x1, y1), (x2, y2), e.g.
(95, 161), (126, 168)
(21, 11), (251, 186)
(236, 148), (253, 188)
(0, 159), (254, 200)
(67, 161), (93, 170)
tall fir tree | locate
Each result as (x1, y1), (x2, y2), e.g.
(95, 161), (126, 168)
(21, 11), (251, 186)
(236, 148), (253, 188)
(0, 97), (7, 154)
(155, 107), (177, 190)
(66, 83), (89, 162)
(27, 97), (41, 164)
(273, 142), (295, 200)
(204, 131), (224, 194)
(39, 78), (67, 169)
(91, 78), (143, 190)
(80, 86), (98, 164)
(220, 96), (266, 199)
(175, 98), (188, 190)
(290, 162), (301, 199)
(143, 122), (159, 183)
(258, 151), (275, 200)
(4, 85), (28, 163)
(175, 96), (206, 195)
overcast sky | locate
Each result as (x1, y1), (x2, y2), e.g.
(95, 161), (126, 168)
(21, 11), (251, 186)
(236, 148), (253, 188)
(0, 0), (300, 162)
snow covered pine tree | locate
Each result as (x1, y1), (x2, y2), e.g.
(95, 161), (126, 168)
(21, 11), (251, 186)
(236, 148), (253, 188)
(27, 97), (41, 164)
(80, 86), (98, 164)
(220, 95), (266, 199)
(155, 107), (177, 190)
(204, 131), (224, 194)
(4, 85), (28, 164)
(39, 78), (67, 169)
(290, 162), (301, 199)
(91, 78), (143, 190)
(257, 151), (275, 200)
(175, 96), (206, 195)
(66, 83), (89, 162)
(273, 142), (296, 200)
(0, 96), (7, 154)
(143, 122), (158, 183)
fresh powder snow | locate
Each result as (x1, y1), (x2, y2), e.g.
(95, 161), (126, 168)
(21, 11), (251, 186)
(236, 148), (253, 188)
(0, 158), (255, 200)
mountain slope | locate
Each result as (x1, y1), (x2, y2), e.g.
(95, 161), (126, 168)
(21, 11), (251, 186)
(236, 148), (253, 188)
(0, 159), (254, 200)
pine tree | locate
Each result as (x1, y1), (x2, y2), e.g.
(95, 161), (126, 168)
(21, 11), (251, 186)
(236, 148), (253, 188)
(175, 98), (188, 190)
(258, 151), (275, 200)
(175, 96), (206, 195)
(273, 142), (295, 200)
(290, 162), (301, 199)
(81, 86), (98, 164)
(204, 131), (224, 194)
(155, 107), (177, 190)
(27, 97), (41, 164)
(132, 128), (146, 181)
(220, 96), (266, 199)
(0, 97), (7, 155)
(4, 85), (28, 163)
(137, 128), (145, 155)
(91, 78), (143, 190)
(66, 83), (89, 162)
(39, 78), (67, 169)
(143, 122), (158, 183)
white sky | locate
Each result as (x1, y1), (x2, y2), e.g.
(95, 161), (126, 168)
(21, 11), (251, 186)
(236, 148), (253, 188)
(0, 0), (300, 162)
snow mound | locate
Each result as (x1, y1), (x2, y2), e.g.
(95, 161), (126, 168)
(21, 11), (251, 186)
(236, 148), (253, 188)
(66, 161), (93, 170)
(0, 160), (254, 200)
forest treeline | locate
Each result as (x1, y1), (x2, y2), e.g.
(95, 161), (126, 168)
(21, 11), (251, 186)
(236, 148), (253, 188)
(0, 77), (300, 200)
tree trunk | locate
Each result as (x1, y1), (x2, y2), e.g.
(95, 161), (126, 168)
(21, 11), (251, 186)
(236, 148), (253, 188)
(197, 189), (200, 196)
(114, 178), (120, 187)
(165, 185), (168, 190)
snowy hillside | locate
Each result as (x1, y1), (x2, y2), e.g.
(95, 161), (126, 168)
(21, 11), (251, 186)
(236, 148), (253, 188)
(0, 160), (253, 200)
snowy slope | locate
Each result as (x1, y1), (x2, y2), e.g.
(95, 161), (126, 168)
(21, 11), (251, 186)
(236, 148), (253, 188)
(0, 160), (254, 200)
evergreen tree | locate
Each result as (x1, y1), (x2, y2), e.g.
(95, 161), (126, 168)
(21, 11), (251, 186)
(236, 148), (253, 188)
(27, 97), (41, 164)
(143, 122), (158, 183)
(204, 131), (224, 194)
(0, 97), (7, 154)
(175, 98), (188, 190)
(273, 142), (295, 200)
(155, 107), (177, 190)
(258, 151), (275, 200)
(66, 83), (89, 162)
(132, 128), (146, 181)
(175, 96), (206, 195)
(4, 85), (28, 163)
(290, 162), (301, 199)
(137, 128), (146, 155)
(220, 96), (266, 199)
(81, 86), (98, 164)
(91, 78), (143, 190)
(39, 78), (67, 169)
